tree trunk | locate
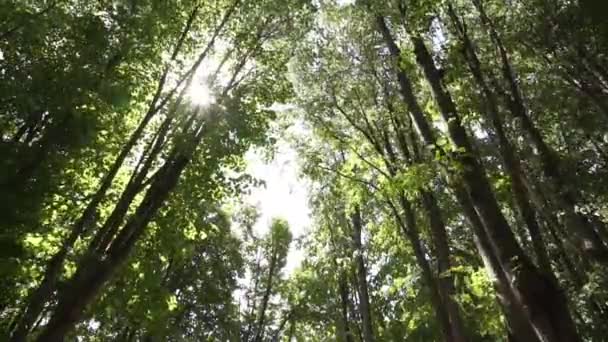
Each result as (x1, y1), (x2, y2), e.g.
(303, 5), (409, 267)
(243, 253), (262, 342)
(350, 206), (375, 342)
(35, 147), (192, 341)
(447, 4), (553, 274)
(338, 270), (355, 342)
(409, 29), (580, 342)
(89, 114), (173, 254)
(254, 245), (277, 342)
(382, 117), (467, 342)
(8, 8), (203, 339)
(452, 187), (540, 342)
(375, 15), (580, 341)
(421, 192), (468, 342)
(376, 15), (534, 341)
(390, 196), (454, 342)
(472, 0), (608, 263)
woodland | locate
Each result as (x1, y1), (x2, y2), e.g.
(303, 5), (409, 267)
(1, 0), (608, 341)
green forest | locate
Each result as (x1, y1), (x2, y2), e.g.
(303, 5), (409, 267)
(1, 0), (607, 341)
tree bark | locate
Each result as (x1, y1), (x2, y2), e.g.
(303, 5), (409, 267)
(8, 8), (204, 339)
(452, 187), (540, 342)
(409, 29), (580, 342)
(243, 253), (262, 342)
(375, 15), (580, 341)
(35, 148), (191, 341)
(389, 196), (454, 342)
(447, 4), (553, 274)
(382, 118), (467, 342)
(386, 110), (468, 342)
(338, 270), (355, 342)
(253, 245), (277, 342)
(350, 206), (375, 342)
(472, 0), (608, 263)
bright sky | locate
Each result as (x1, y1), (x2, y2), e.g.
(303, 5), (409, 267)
(184, 36), (312, 274)
(248, 0), (353, 273)
(243, 124), (311, 273)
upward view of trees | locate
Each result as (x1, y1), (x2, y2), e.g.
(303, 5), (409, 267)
(0, 0), (607, 341)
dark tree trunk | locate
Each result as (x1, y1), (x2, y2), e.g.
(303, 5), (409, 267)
(350, 206), (375, 342)
(253, 247), (277, 342)
(34, 147), (192, 341)
(382, 116), (467, 342)
(409, 29), (580, 342)
(89, 114), (173, 253)
(338, 270), (355, 342)
(391, 196), (454, 342)
(375, 15), (580, 342)
(243, 253), (262, 342)
(8, 9), (204, 339)
(446, 4), (553, 274)
(421, 192), (468, 342)
(452, 187), (540, 342)
(472, 0), (608, 263)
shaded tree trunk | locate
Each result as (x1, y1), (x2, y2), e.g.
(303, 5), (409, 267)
(452, 187), (540, 342)
(375, 15), (580, 342)
(34, 113), (207, 341)
(338, 270), (355, 342)
(7, 3), (246, 338)
(446, 4), (553, 274)
(253, 246), (277, 342)
(389, 196), (454, 342)
(388, 109), (468, 342)
(350, 206), (375, 342)
(472, 0), (608, 263)
(410, 28), (580, 342)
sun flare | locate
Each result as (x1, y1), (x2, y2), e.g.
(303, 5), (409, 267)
(186, 79), (215, 107)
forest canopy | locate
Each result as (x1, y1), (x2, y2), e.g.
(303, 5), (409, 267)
(1, 0), (608, 341)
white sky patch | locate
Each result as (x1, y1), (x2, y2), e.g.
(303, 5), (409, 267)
(336, 0), (355, 6)
(186, 73), (215, 106)
(244, 117), (311, 274)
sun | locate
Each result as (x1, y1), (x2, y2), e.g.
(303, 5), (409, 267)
(187, 78), (215, 107)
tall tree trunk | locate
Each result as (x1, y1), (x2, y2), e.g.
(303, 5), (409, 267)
(243, 252), (262, 342)
(410, 28), (580, 342)
(350, 206), (375, 342)
(7, 3), (246, 337)
(471, 0), (608, 263)
(35, 152), (191, 341)
(375, 15), (580, 341)
(421, 192), (468, 342)
(452, 187), (540, 342)
(89, 114), (173, 254)
(446, 4), (553, 274)
(383, 118), (467, 342)
(272, 310), (292, 342)
(7, 8), (204, 340)
(338, 270), (355, 342)
(34, 114), (206, 341)
(388, 197), (454, 342)
(254, 246), (278, 342)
